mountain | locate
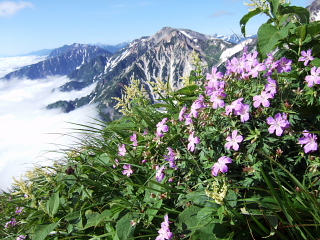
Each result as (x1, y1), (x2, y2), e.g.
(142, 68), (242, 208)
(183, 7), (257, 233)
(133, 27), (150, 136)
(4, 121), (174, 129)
(51, 27), (258, 115)
(308, 0), (320, 22)
(19, 48), (53, 57)
(211, 33), (257, 44)
(2, 44), (112, 80)
(89, 42), (129, 53)
(2, 27), (258, 115)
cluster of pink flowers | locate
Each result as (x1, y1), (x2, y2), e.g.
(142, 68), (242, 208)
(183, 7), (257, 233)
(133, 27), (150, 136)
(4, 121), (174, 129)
(4, 218), (17, 228)
(130, 133), (138, 146)
(156, 118), (170, 137)
(226, 49), (266, 79)
(118, 144), (127, 156)
(16, 236), (27, 240)
(164, 147), (177, 169)
(156, 214), (173, 240)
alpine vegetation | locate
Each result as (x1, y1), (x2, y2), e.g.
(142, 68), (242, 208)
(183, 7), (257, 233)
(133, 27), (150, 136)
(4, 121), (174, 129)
(2, 0), (320, 239)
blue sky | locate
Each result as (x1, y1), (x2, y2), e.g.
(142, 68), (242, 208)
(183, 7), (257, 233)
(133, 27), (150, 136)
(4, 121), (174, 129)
(0, 0), (312, 55)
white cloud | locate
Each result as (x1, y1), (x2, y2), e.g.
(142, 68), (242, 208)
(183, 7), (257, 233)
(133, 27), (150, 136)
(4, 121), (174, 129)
(0, 56), (46, 78)
(0, 1), (34, 18)
(0, 58), (101, 190)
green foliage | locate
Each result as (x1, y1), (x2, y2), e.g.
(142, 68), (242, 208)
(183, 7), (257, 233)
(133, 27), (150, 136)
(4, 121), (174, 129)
(2, 1), (320, 239)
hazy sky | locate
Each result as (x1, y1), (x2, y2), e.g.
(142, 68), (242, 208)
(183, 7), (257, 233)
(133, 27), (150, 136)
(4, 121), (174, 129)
(0, 0), (312, 55)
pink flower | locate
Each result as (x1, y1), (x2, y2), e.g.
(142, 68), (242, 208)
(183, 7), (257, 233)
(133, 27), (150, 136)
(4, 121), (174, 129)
(156, 214), (173, 240)
(118, 144), (127, 156)
(113, 159), (119, 168)
(298, 130), (318, 153)
(130, 133), (138, 146)
(212, 156), (233, 176)
(305, 66), (320, 87)
(235, 103), (250, 123)
(299, 49), (314, 66)
(16, 235), (27, 240)
(277, 57), (292, 73)
(206, 67), (223, 81)
(122, 164), (133, 177)
(264, 77), (277, 96)
(178, 106), (188, 121)
(188, 131), (200, 152)
(253, 91), (273, 108)
(266, 113), (290, 136)
(225, 98), (244, 115)
(190, 95), (206, 118)
(156, 165), (166, 182)
(156, 118), (169, 137)
(4, 218), (17, 228)
(15, 207), (24, 214)
(225, 130), (243, 151)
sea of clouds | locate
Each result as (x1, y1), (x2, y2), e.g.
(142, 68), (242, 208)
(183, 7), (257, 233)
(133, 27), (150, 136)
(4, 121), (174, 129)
(0, 56), (100, 190)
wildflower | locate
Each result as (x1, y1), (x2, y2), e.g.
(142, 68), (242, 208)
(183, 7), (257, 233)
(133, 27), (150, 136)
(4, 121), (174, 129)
(187, 131), (200, 152)
(299, 49), (314, 66)
(130, 133), (138, 146)
(264, 77), (277, 96)
(248, 62), (266, 78)
(156, 118), (169, 137)
(113, 159), (119, 168)
(16, 236), (27, 240)
(4, 218), (17, 228)
(206, 67), (223, 81)
(225, 130), (243, 151)
(178, 106), (188, 121)
(122, 164), (133, 177)
(253, 91), (273, 108)
(156, 165), (166, 182)
(15, 207), (24, 214)
(305, 66), (320, 87)
(298, 130), (318, 153)
(266, 113), (290, 136)
(156, 214), (173, 240)
(184, 114), (193, 126)
(235, 103), (250, 123)
(212, 156), (233, 176)
(277, 57), (292, 73)
(118, 144), (127, 156)
(190, 95), (206, 118)
(143, 129), (149, 135)
(225, 98), (244, 115)
(164, 147), (177, 168)
(210, 90), (226, 109)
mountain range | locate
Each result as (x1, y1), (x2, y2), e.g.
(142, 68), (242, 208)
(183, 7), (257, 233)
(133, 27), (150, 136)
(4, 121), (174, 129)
(1, 27), (259, 116)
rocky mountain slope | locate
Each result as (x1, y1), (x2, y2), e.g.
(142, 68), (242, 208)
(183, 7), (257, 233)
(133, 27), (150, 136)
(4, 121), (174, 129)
(2, 44), (112, 80)
(308, 0), (320, 21)
(2, 27), (258, 115)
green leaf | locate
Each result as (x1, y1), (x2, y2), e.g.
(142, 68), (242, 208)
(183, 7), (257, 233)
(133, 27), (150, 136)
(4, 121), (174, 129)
(46, 191), (60, 217)
(83, 210), (112, 229)
(311, 58), (320, 67)
(279, 6), (310, 24)
(269, 0), (280, 19)
(258, 23), (288, 58)
(296, 25), (307, 41)
(145, 200), (163, 224)
(240, 8), (262, 36)
(33, 221), (60, 240)
(307, 22), (320, 36)
(116, 213), (135, 240)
